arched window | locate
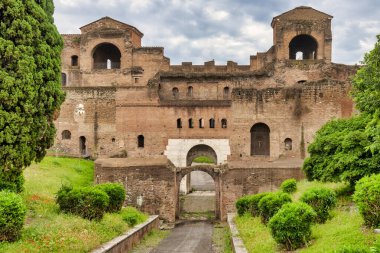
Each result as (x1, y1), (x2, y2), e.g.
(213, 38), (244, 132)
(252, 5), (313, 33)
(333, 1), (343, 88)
(289, 35), (318, 60)
(187, 86), (193, 97)
(93, 43), (121, 69)
(199, 118), (204, 128)
(71, 55), (78, 66)
(285, 138), (292, 151)
(189, 118), (194, 128)
(223, 87), (229, 99)
(62, 130), (71, 140)
(221, 118), (227, 128)
(209, 118), (215, 128)
(137, 135), (144, 148)
(250, 123), (270, 156)
(61, 73), (67, 86)
(172, 87), (179, 99)
(177, 118), (182, 128)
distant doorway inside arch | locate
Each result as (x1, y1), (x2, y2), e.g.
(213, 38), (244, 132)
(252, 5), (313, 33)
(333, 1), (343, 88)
(79, 136), (87, 156)
(179, 171), (216, 220)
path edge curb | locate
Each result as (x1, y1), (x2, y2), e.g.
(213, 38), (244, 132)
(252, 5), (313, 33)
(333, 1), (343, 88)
(227, 213), (248, 253)
(91, 215), (160, 253)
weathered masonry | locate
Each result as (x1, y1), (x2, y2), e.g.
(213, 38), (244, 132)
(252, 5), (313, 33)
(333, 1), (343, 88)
(54, 6), (356, 220)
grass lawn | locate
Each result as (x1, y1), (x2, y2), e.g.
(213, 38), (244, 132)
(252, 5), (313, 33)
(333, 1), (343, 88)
(234, 180), (380, 253)
(0, 156), (147, 253)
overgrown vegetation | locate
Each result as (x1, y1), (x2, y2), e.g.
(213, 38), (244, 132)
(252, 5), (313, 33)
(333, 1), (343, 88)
(192, 156), (214, 164)
(0, 0), (64, 192)
(0, 191), (27, 242)
(268, 202), (316, 250)
(234, 180), (380, 252)
(353, 174), (380, 227)
(280, 178), (297, 193)
(303, 35), (380, 186)
(300, 187), (337, 223)
(0, 157), (147, 252)
(258, 192), (292, 223)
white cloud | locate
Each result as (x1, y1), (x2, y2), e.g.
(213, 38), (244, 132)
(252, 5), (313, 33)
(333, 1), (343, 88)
(203, 6), (230, 21)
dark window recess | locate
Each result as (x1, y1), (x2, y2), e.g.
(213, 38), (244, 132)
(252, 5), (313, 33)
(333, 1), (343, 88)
(285, 138), (292, 151)
(250, 123), (270, 156)
(172, 87), (179, 99)
(93, 43), (121, 69)
(223, 87), (229, 99)
(138, 135), (144, 148)
(177, 118), (182, 128)
(221, 119), (227, 128)
(289, 35), (318, 60)
(62, 130), (71, 140)
(199, 118), (204, 128)
(79, 136), (86, 155)
(61, 73), (67, 86)
(71, 55), (78, 66)
(209, 118), (215, 128)
(189, 118), (194, 128)
(187, 86), (193, 97)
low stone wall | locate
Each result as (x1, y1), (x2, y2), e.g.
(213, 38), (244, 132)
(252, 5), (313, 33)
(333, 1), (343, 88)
(227, 213), (248, 253)
(91, 215), (159, 253)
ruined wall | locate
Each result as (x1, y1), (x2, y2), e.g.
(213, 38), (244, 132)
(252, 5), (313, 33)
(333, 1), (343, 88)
(95, 158), (177, 222)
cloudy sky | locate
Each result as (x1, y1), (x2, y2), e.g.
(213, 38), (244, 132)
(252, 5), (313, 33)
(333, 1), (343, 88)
(54, 0), (380, 65)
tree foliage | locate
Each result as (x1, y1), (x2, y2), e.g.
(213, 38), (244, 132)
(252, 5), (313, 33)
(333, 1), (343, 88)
(0, 0), (64, 192)
(303, 35), (380, 185)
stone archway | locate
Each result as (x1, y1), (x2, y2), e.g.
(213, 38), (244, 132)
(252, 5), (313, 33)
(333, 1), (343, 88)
(175, 166), (221, 220)
(186, 144), (217, 167)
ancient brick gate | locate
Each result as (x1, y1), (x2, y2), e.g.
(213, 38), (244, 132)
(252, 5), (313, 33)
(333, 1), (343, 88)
(175, 165), (221, 219)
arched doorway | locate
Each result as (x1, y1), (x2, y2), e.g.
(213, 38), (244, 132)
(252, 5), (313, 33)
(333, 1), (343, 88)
(79, 136), (86, 156)
(176, 167), (220, 220)
(92, 43), (121, 69)
(251, 123), (270, 156)
(289, 34), (318, 60)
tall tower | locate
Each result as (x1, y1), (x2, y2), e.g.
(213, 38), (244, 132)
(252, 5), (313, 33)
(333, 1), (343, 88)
(271, 6), (333, 61)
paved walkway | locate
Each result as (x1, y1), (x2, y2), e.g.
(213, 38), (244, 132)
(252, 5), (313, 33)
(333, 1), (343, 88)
(151, 221), (213, 253)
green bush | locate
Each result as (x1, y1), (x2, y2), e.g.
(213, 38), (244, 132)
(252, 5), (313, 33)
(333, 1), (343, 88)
(268, 202), (316, 250)
(0, 191), (27, 242)
(121, 207), (147, 227)
(353, 174), (380, 227)
(235, 192), (269, 217)
(280, 178), (297, 193)
(300, 187), (337, 223)
(0, 174), (24, 193)
(56, 185), (109, 220)
(236, 195), (252, 216)
(95, 183), (125, 212)
(258, 192), (292, 223)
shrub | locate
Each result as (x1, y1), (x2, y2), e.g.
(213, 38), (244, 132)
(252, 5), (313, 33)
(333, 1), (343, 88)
(258, 192), (292, 223)
(121, 207), (147, 227)
(95, 183), (125, 212)
(56, 185), (109, 220)
(280, 178), (297, 193)
(300, 187), (337, 223)
(235, 192), (269, 217)
(353, 174), (380, 227)
(268, 202), (316, 250)
(0, 191), (27, 242)
(236, 195), (252, 216)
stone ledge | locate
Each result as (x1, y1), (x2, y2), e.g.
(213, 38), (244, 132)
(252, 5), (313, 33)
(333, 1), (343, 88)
(227, 213), (248, 253)
(91, 215), (159, 253)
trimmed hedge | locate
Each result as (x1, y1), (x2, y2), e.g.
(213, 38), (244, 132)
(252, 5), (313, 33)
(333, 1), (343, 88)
(0, 191), (27, 242)
(258, 192), (292, 223)
(353, 174), (380, 227)
(300, 187), (337, 223)
(236, 192), (269, 217)
(56, 185), (109, 220)
(280, 178), (297, 193)
(95, 183), (125, 212)
(268, 202), (316, 250)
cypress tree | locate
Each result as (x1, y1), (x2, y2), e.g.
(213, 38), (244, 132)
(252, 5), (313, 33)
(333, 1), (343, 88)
(0, 0), (64, 192)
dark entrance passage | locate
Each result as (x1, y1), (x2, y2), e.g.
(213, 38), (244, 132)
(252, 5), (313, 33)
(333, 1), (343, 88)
(289, 34), (318, 60)
(79, 136), (86, 156)
(251, 123), (270, 156)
